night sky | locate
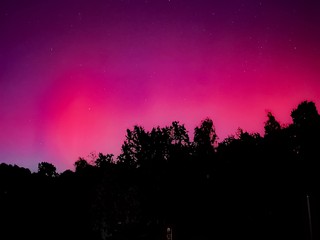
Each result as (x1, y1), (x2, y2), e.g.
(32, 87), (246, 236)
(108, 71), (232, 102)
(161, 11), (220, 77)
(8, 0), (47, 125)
(1, 0), (319, 172)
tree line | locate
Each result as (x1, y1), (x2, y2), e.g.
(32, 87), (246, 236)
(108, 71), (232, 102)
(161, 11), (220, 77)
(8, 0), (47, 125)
(0, 100), (320, 240)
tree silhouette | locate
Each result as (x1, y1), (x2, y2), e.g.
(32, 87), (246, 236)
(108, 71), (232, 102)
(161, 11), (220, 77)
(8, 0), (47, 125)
(194, 118), (217, 149)
(264, 112), (281, 137)
(94, 153), (114, 168)
(74, 157), (91, 172)
(291, 101), (320, 128)
(1, 100), (320, 240)
(38, 161), (58, 177)
(289, 101), (320, 201)
(117, 126), (150, 168)
(193, 118), (217, 174)
(168, 121), (190, 146)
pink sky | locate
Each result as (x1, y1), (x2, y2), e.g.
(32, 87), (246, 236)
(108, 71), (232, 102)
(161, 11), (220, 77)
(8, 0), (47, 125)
(1, 0), (319, 172)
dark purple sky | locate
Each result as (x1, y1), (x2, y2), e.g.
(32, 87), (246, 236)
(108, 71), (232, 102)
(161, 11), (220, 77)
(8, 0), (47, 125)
(1, 0), (320, 172)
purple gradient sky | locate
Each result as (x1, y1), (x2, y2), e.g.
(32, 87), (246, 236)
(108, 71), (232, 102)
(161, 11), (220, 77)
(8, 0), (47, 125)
(1, 0), (320, 172)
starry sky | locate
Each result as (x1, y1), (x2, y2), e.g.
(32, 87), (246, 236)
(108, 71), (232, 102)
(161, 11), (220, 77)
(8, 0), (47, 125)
(1, 0), (319, 172)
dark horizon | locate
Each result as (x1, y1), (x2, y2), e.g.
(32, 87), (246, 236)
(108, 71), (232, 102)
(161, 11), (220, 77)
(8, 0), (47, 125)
(1, 100), (320, 240)
(1, 99), (317, 173)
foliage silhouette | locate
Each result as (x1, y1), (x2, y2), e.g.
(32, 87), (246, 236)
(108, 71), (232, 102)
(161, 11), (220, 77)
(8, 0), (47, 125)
(0, 100), (320, 240)
(38, 161), (58, 177)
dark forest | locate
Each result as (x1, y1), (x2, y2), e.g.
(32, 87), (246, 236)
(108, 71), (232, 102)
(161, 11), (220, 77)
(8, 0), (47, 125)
(1, 100), (320, 240)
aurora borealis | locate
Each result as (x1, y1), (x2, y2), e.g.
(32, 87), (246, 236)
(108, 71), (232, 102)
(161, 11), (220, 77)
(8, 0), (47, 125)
(1, 0), (319, 171)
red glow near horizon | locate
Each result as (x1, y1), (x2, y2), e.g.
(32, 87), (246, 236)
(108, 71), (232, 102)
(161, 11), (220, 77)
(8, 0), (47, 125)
(0, 1), (319, 172)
